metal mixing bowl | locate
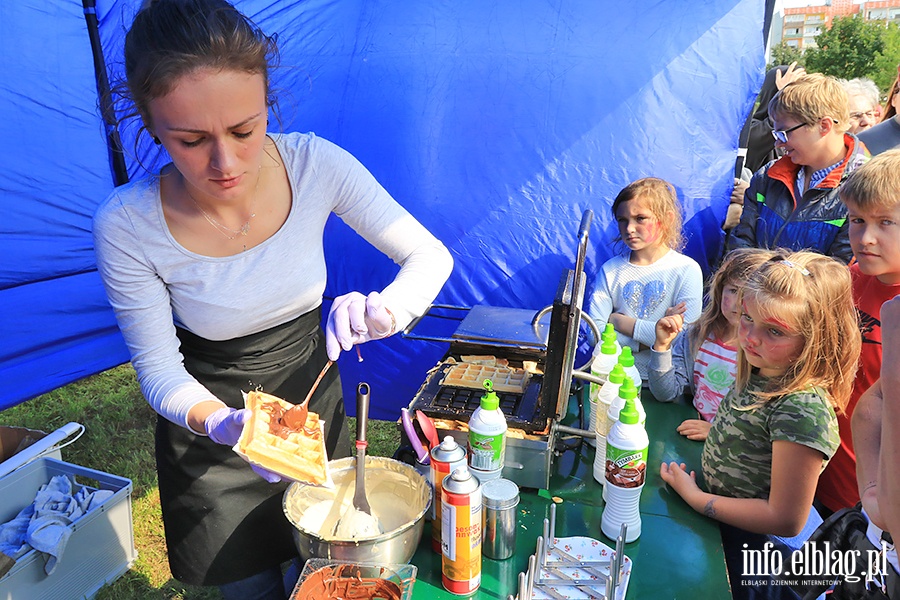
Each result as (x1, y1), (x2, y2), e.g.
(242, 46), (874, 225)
(283, 456), (432, 564)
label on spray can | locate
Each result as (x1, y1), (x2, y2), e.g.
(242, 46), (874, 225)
(431, 436), (468, 553)
(442, 467), (482, 595)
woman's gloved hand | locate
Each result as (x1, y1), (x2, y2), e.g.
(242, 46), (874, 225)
(250, 464), (282, 484)
(325, 291), (395, 361)
(204, 407), (283, 483)
(204, 407), (249, 446)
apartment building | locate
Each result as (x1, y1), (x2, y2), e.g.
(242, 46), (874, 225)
(778, 0), (900, 50)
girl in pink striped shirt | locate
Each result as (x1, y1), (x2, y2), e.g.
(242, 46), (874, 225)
(649, 248), (773, 440)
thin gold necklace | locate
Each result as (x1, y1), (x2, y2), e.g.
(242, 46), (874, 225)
(186, 171), (260, 241)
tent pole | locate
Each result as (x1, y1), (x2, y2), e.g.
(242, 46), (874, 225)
(733, 0), (778, 182)
(82, 0), (129, 187)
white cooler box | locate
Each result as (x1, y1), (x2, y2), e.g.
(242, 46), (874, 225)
(0, 428), (137, 600)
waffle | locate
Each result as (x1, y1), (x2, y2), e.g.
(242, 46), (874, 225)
(235, 391), (332, 486)
(440, 362), (530, 394)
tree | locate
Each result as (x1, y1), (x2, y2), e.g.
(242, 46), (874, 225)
(768, 43), (804, 70)
(805, 15), (885, 79)
(872, 23), (900, 96)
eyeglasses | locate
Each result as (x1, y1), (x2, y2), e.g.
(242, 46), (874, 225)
(771, 122), (808, 144)
(849, 110), (877, 121)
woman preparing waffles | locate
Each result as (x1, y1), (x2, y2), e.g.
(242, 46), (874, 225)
(91, 1), (452, 597)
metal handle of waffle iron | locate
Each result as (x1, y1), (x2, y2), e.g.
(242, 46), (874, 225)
(531, 306), (600, 372)
(553, 420), (596, 440)
(572, 210), (592, 310)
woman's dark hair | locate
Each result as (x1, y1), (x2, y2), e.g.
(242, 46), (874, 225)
(122, 0), (278, 128)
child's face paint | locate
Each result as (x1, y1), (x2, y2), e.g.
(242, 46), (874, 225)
(615, 197), (663, 253)
(720, 282), (741, 328)
(738, 297), (804, 378)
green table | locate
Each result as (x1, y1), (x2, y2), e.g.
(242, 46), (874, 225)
(409, 392), (731, 599)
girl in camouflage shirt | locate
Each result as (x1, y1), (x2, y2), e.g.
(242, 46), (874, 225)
(660, 251), (861, 599)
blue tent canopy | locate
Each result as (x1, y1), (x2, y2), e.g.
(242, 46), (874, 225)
(2, 0), (766, 420)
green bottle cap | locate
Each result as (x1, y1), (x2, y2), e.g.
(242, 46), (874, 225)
(619, 397), (640, 425)
(618, 376), (637, 401)
(600, 337), (617, 355)
(607, 363), (625, 384)
(602, 323), (617, 343)
(480, 379), (500, 410)
(618, 346), (635, 367)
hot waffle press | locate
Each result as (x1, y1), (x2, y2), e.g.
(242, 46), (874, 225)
(403, 211), (599, 489)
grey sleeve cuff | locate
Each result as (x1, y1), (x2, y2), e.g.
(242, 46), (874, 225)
(650, 347), (673, 372)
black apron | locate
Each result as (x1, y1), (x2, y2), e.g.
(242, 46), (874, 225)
(156, 308), (351, 586)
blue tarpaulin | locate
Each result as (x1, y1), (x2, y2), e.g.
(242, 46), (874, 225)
(2, 0), (766, 419)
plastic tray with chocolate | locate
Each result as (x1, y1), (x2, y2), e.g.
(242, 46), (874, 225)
(290, 559), (417, 600)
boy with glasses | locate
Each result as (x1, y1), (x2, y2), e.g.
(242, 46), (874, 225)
(726, 73), (869, 264)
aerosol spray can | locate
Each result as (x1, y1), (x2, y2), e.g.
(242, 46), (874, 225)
(431, 435), (468, 553)
(442, 466), (482, 595)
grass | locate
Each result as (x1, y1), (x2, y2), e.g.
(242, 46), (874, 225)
(0, 364), (401, 599)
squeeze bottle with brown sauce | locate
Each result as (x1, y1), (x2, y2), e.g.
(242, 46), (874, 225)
(600, 377), (648, 543)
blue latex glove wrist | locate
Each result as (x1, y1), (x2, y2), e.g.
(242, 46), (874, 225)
(325, 291), (395, 361)
(204, 407), (249, 447)
(251, 464), (283, 483)
(204, 408), (283, 483)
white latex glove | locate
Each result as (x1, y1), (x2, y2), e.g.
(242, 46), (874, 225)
(325, 291), (395, 361)
(204, 407), (249, 446)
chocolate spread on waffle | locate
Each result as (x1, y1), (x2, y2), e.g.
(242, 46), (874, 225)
(292, 566), (402, 600)
(261, 402), (320, 439)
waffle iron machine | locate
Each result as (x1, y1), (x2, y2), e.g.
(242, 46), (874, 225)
(402, 211), (600, 490)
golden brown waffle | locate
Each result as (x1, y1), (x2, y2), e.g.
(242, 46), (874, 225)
(440, 362), (530, 393)
(235, 391), (331, 486)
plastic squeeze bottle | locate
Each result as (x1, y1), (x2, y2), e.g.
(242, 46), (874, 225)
(467, 379), (507, 483)
(601, 376), (645, 497)
(590, 325), (622, 395)
(588, 337), (620, 447)
(600, 393), (648, 543)
(593, 364), (626, 484)
(617, 346), (643, 389)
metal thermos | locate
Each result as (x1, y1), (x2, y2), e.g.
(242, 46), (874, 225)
(431, 436), (468, 553)
(481, 478), (519, 560)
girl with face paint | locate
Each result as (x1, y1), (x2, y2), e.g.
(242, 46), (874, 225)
(588, 177), (704, 384)
(649, 248), (774, 442)
(659, 251), (861, 600)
